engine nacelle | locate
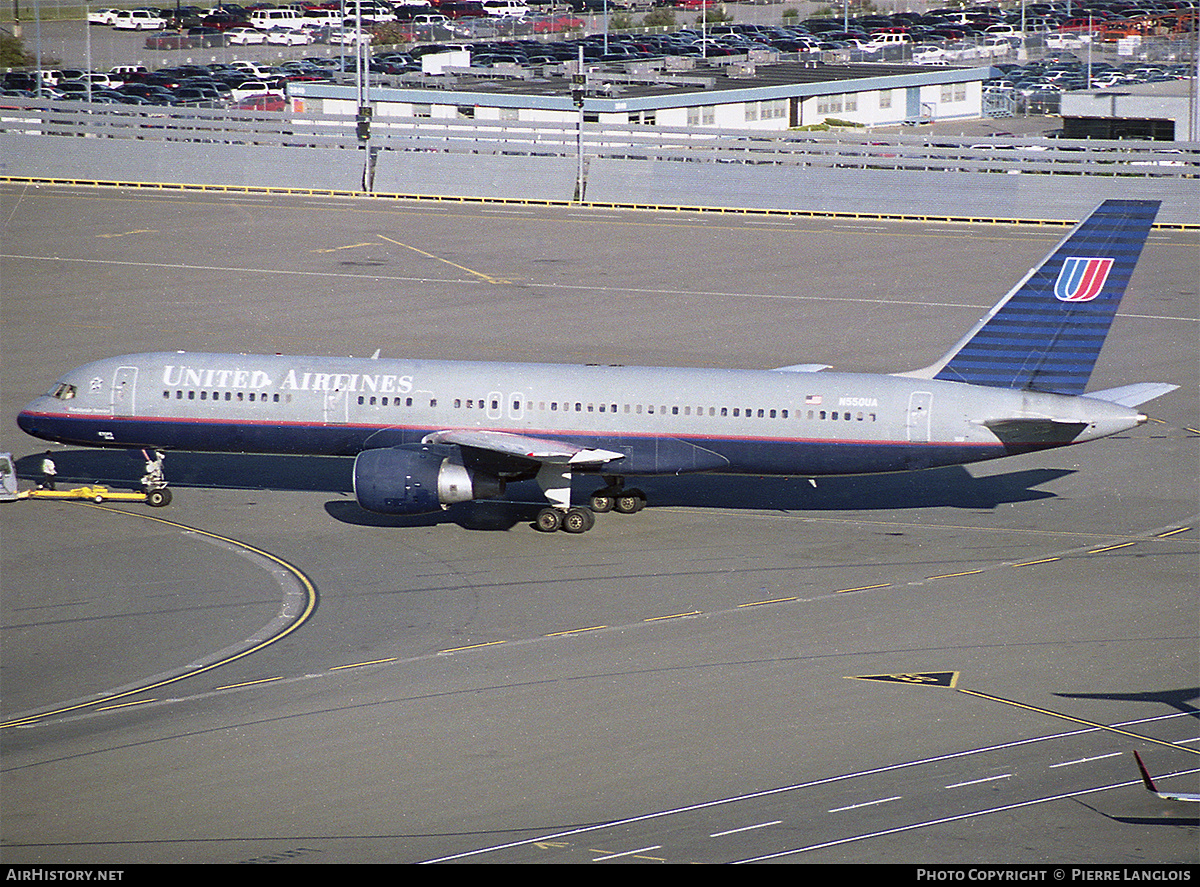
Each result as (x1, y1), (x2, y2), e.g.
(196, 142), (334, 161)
(353, 445), (504, 515)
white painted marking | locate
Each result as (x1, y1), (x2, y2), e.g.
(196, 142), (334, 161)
(1049, 752), (1124, 768)
(945, 773), (1012, 788)
(710, 820), (782, 837)
(592, 845), (662, 861)
(828, 796), (901, 812)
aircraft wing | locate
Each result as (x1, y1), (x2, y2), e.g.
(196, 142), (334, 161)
(422, 429), (625, 466)
(771, 363), (830, 373)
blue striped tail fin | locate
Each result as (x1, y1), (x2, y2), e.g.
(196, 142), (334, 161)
(919, 200), (1160, 396)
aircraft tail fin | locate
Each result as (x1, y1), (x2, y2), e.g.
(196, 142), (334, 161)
(905, 200), (1160, 396)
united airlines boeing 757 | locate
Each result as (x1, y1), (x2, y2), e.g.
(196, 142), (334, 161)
(17, 200), (1176, 533)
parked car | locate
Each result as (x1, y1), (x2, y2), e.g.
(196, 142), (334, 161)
(249, 8), (306, 31)
(112, 9), (168, 30)
(87, 8), (123, 25)
(226, 80), (274, 101)
(328, 27), (374, 44)
(187, 27), (228, 47)
(231, 93), (288, 111)
(227, 27), (268, 45)
(267, 29), (314, 45)
(146, 33), (195, 49)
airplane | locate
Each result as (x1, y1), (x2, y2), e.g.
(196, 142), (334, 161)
(1134, 751), (1200, 802)
(16, 199), (1177, 533)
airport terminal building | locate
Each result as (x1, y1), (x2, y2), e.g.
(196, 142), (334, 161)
(290, 58), (996, 129)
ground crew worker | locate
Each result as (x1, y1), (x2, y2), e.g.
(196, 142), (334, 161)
(40, 452), (57, 490)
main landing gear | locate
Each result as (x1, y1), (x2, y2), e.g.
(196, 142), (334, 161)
(533, 473), (646, 534)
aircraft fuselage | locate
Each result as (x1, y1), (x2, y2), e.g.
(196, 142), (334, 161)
(17, 351), (1144, 478)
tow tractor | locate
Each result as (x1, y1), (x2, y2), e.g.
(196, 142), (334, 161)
(0, 452), (172, 507)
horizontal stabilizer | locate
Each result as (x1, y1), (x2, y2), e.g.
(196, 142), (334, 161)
(1084, 383), (1179, 408)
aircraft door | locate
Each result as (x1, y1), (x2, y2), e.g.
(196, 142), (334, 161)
(324, 388), (348, 424)
(906, 391), (932, 442)
(111, 366), (138, 416)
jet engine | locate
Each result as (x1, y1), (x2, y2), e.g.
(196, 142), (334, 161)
(353, 445), (505, 515)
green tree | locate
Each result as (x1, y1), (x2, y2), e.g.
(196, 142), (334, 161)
(1, 31), (36, 68)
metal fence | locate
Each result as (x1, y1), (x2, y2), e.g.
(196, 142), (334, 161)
(2, 98), (1197, 223)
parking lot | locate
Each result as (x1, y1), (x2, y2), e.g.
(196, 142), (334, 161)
(4, 2), (1194, 112)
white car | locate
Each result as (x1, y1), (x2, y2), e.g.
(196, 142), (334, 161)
(481, 0), (531, 16)
(328, 27), (373, 45)
(227, 28), (269, 45)
(227, 80), (277, 102)
(112, 9), (167, 30)
(267, 29), (314, 45)
(87, 8), (122, 25)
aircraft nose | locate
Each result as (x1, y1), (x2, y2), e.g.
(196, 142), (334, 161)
(17, 400), (46, 437)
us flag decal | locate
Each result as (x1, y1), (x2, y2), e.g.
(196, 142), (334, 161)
(1055, 256), (1114, 302)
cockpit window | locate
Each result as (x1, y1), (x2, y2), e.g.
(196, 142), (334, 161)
(51, 383), (77, 400)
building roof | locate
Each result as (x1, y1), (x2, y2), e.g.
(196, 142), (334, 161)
(292, 60), (996, 112)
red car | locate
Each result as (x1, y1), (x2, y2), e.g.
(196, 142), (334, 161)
(533, 13), (584, 32)
(231, 93), (287, 112)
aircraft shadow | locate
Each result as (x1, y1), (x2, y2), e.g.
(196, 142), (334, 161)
(13, 450), (1073, 531)
(1055, 687), (1200, 719)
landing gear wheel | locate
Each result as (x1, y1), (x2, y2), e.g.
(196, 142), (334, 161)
(146, 488), (172, 507)
(614, 489), (646, 514)
(562, 506), (595, 534)
(589, 491), (614, 513)
(535, 507), (562, 533)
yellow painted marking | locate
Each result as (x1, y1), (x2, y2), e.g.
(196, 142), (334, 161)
(0, 505), (318, 730)
(331, 657), (399, 670)
(96, 229), (157, 238)
(855, 674), (1200, 756)
(850, 672), (959, 688)
(215, 677), (283, 690)
(377, 234), (513, 284)
(96, 698), (157, 711)
(645, 610), (702, 622)
(926, 570), (984, 580)
(1012, 557), (1061, 567)
(738, 596), (799, 607)
(439, 640), (507, 653)
(545, 626), (607, 637)
(955, 687), (1200, 756)
(835, 583), (892, 594)
(1088, 541), (1136, 554)
(309, 242), (374, 253)
(1155, 527), (1192, 538)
